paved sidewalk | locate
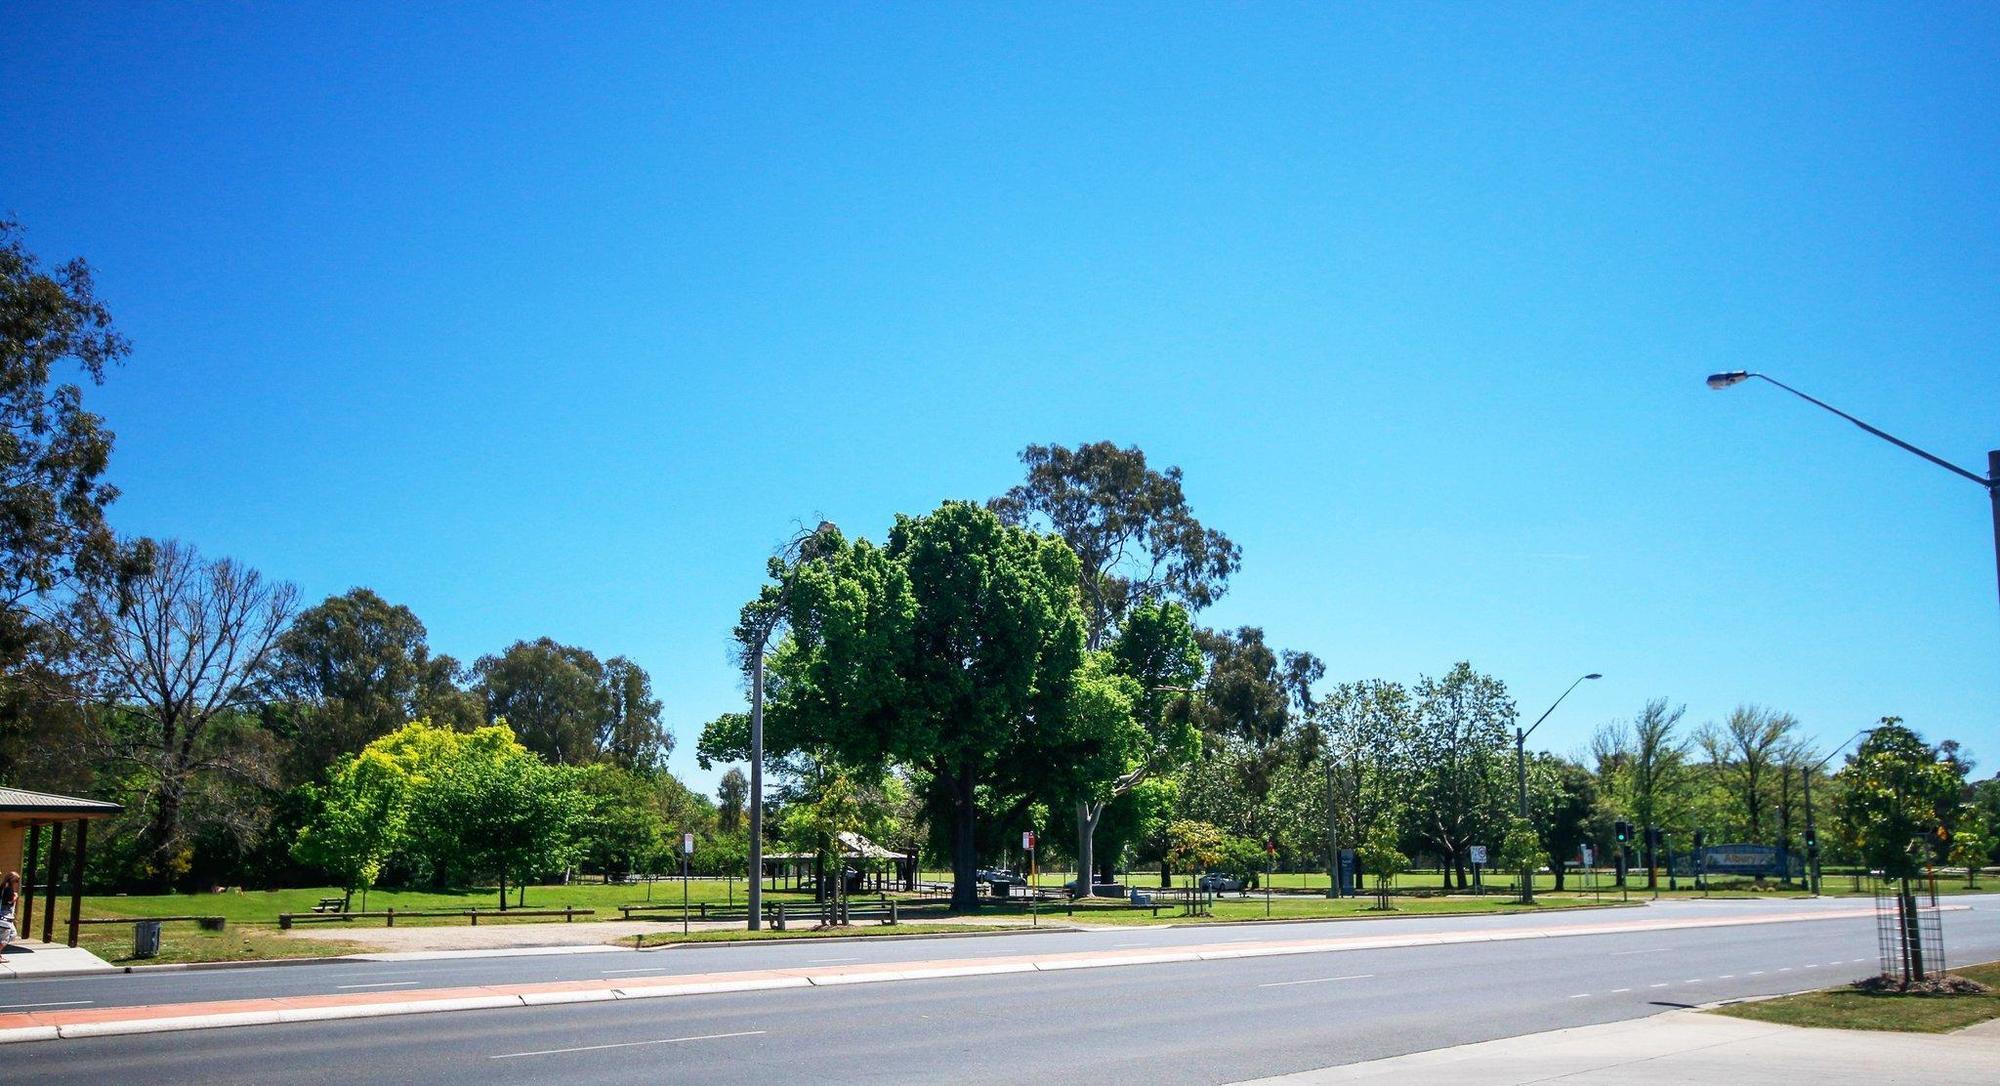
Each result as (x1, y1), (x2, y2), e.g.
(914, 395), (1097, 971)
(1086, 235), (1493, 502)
(0, 941), (118, 980)
(1233, 1009), (2000, 1085)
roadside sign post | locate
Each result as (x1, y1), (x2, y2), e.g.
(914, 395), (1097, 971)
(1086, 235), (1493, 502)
(1266, 839), (1275, 917)
(1023, 831), (1037, 927)
(1469, 845), (1487, 894)
(681, 832), (695, 935)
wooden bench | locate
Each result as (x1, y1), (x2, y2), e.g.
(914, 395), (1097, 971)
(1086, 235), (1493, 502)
(310, 897), (346, 913)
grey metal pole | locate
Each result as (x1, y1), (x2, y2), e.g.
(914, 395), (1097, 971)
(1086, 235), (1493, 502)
(747, 638), (765, 931)
(1325, 760), (1338, 899)
(1516, 729), (1532, 903)
(1988, 451), (2000, 628)
(1803, 765), (1819, 895)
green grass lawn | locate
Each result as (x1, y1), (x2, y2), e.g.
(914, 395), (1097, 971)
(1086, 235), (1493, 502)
(1711, 961), (2000, 1032)
(70, 923), (369, 966)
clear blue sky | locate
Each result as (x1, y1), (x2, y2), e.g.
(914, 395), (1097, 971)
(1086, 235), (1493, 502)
(5, 4), (1996, 791)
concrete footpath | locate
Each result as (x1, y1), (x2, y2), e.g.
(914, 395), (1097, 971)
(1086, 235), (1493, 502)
(1233, 1010), (2000, 1085)
(0, 904), (1889, 1044)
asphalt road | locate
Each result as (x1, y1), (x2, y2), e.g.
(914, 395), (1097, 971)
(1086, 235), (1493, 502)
(13, 894), (2000, 1085)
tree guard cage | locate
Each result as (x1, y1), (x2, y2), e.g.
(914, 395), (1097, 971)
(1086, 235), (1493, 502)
(1873, 872), (1946, 984)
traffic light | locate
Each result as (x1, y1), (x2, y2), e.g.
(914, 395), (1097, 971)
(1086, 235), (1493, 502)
(1693, 829), (1705, 851)
(1614, 820), (1631, 844)
(1804, 826), (1818, 854)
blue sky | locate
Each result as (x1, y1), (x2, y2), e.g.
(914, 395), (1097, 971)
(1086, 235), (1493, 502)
(4, 4), (1996, 790)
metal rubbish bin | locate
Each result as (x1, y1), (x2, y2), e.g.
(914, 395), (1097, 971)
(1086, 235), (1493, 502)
(132, 920), (162, 959)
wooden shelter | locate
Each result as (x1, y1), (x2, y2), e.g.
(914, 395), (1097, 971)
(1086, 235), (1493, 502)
(1, 787), (123, 948)
(761, 831), (918, 898)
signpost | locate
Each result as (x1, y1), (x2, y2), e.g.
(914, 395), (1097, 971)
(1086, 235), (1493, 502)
(1469, 845), (1487, 894)
(1023, 831), (1037, 928)
(1266, 839), (1275, 917)
(681, 832), (695, 935)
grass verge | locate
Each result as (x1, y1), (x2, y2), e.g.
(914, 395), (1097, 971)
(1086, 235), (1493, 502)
(1710, 960), (2000, 1033)
(73, 924), (370, 966)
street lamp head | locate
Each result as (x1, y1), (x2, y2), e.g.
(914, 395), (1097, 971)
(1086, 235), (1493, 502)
(1706, 371), (1752, 390)
(1584, 673), (1602, 680)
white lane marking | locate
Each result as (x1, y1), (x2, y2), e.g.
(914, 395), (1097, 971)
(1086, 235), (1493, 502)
(1803, 964), (1818, 969)
(1777, 967), (1793, 972)
(1684, 979), (1703, 984)
(1748, 971), (1765, 976)
(600, 968), (672, 975)
(1648, 983), (1668, 988)
(320, 970), (428, 979)
(1719, 974), (1735, 979)
(1610, 948), (1669, 956)
(1568, 993), (1591, 999)
(1611, 988), (1632, 993)
(0, 1000), (92, 1010)
(336, 981), (419, 990)
(806, 957), (860, 964)
(492, 1030), (767, 1060)
(1256, 973), (1375, 988)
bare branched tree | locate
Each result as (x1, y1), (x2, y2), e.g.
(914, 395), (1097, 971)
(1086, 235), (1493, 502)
(74, 538), (296, 884)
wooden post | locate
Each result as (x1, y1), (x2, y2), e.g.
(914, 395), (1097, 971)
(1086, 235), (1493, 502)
(66, 820), (88, 947)
(19, 823), (39, 940)
(41, 821), (63, 943)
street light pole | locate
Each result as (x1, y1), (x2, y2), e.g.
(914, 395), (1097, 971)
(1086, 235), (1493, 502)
(742, 521), (838, 932)
(1516, 673), (1601, 904)
(1800, 726), (1875, 895)
(747, 637), (766, 930)
(1707, 371), (2000, 635)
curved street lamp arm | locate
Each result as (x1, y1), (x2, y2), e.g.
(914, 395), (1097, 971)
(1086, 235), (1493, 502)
(1747, 373), (1992, 489)
(1520, 673), (1597, 746)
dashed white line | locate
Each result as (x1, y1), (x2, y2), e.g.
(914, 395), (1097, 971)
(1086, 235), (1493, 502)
(1777, 967), (1793, 973)
(1719, 974), (1735, 979)
(1256, 974), (1375, 988)
(805, 957), (860, 964)
(1684, 979), (1703, 984)
(1611, 987), (1632, 993)
(0, 1000), (91, 1010)
(336, 981), (419, 990)
(1748, 971), (1765, 976)
(1648, 983), (1668, 989)
(1568, 993), (1591, 999)
(492, 1030), (767, 1060)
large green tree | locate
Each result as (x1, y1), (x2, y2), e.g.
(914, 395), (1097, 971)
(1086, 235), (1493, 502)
(1593, 698), (1693, 887)
(0, 220), (149, 785)
(1698, 704), (1799, 844)
(270, 588), (477, 783)
(1403, 662), (1515, 887)
(989, 441), (1240, 650)
(771, 500), (1097, 910)
(475, 639), (663, 767)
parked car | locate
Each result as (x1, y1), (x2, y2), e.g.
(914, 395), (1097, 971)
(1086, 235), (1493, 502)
(1197, 872), (1245, 892)
(978, 868), (1026, 888)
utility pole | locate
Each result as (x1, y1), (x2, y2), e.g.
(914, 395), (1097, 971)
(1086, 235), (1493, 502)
(1325, 758), (1339, 899)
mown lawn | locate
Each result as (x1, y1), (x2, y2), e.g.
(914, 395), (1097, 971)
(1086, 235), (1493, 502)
(72, 923), (369, 966)
(1711, 961), (2000, 1033)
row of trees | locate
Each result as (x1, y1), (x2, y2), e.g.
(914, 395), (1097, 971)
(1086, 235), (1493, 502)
(711, 440), (1999, 908)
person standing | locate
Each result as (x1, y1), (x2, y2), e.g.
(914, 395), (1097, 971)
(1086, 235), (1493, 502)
(0, 871), (19, 963)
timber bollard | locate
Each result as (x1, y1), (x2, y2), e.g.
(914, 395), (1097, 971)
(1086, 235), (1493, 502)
(888, 901), (898, 925)
(386, 907), (395, 928)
